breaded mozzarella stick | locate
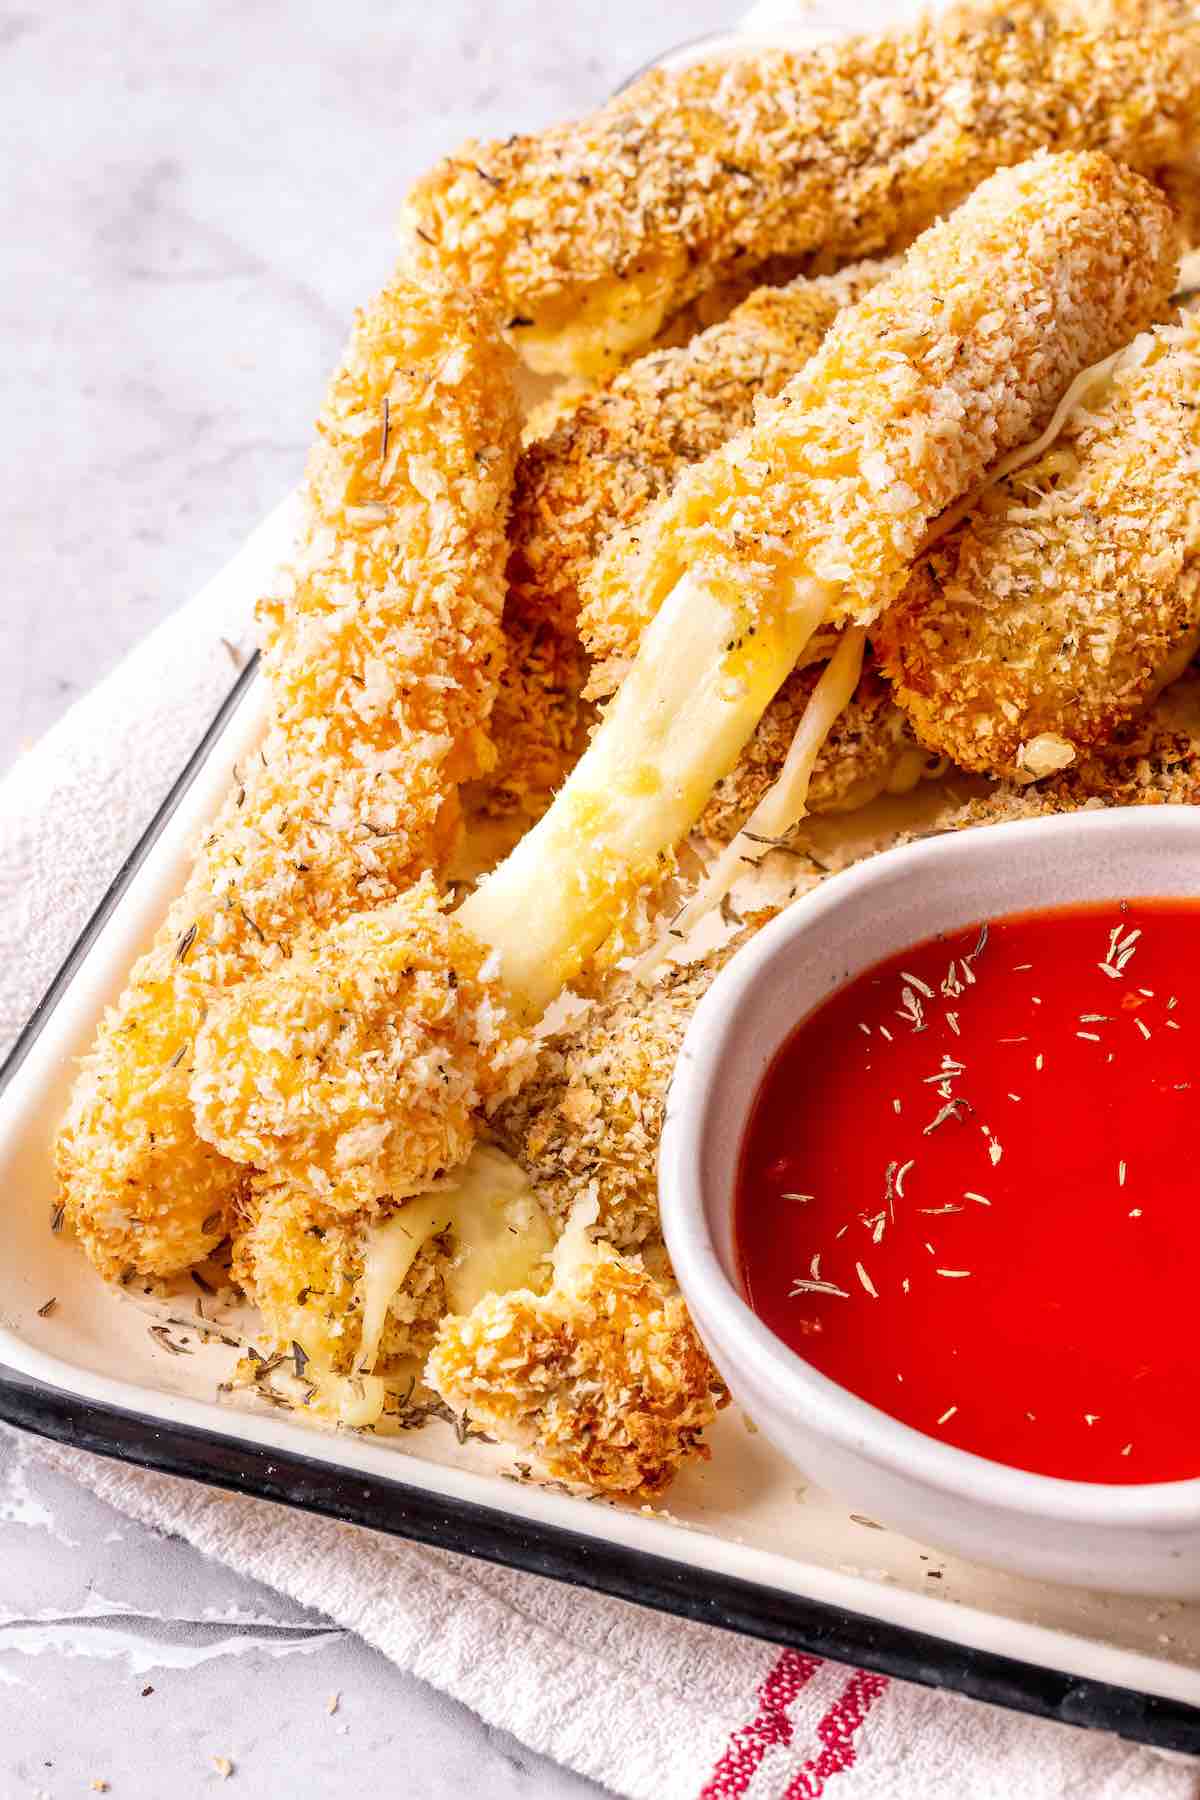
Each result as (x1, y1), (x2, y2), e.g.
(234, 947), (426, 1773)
(405, 0), (1200, 375)
(55, 277), (520, 1281)
(581, 160), (1176, 679)
(511, 260), (889, 647)
(878, 311), (1200, 778)
(488, 259), (889, 822)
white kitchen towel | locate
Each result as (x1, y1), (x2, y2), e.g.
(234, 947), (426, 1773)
(3, 514), (1199, 1800)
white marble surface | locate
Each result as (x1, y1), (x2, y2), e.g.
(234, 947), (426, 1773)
(0, 2), (731, 1793)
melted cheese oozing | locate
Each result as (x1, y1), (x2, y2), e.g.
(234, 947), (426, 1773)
(461, 568), (834, 1015)
(442, 1144), (555, 1315)
(633, 624), (866, 977)
(348, 1146), (555, 1427)
(359, 1193), (455, 1377)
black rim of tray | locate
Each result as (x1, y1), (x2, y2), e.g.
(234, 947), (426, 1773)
(2, 661), (1199, 1758)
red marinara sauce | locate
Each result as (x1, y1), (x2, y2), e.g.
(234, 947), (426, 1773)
(735, 901), (1200, 1484)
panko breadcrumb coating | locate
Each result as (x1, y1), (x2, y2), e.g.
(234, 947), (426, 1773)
(946, 669), (1200, 820)
(191, 876), (533, 1213)
(56, 275), (519, 1282)
(481, 605), (590, 823)
(492, 947), (743, 1256)
(486, 260), (888, 823)
(426, 1208), (727, 1494)
(232, 1184), (448, 1383)
(405, 0), (1200, 375)
(254, 280), (519, 885)
(878, 311), (1200, 778)
(583, 153), (1179, 658)
(515, 260), (888, 650)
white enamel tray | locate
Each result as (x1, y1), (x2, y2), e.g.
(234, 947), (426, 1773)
(1, 517), (1198, 1757)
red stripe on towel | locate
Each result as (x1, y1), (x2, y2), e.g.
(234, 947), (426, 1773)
(778, 1669), (891, 1798)
(698, 1650), (823, 1797)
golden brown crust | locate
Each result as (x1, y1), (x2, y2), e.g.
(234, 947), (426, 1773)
(485, 262), (888, 823)
(190, 876), (533, 1214)
(426, 1244), (726, 1495)
(406, 0), (1200, 375)
(583, 153), (1179, 650)
(944, 670), (1200, 821)
(878, 312), (1200, 777)
(492, 947), (742, 1254)
(481, 602), (592, 823)
(55, 276), (520, 1281)
(515, 261), (888, 651)
(255, 280), (520, 886)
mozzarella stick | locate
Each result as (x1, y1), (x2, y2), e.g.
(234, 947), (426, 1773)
(191, 155), (1178, 1232)
(487, 259), (890, 822)
(405, 0), (1200, 376)
(512, 260), (889, 648)
(877, 311), (1200, 779)
(581, 163), (1176, 684)
(55, 276), (520, 1281)
(426, 1206), (725, 1495)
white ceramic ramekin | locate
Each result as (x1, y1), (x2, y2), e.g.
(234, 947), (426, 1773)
(660, 806), (1200, 1597)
